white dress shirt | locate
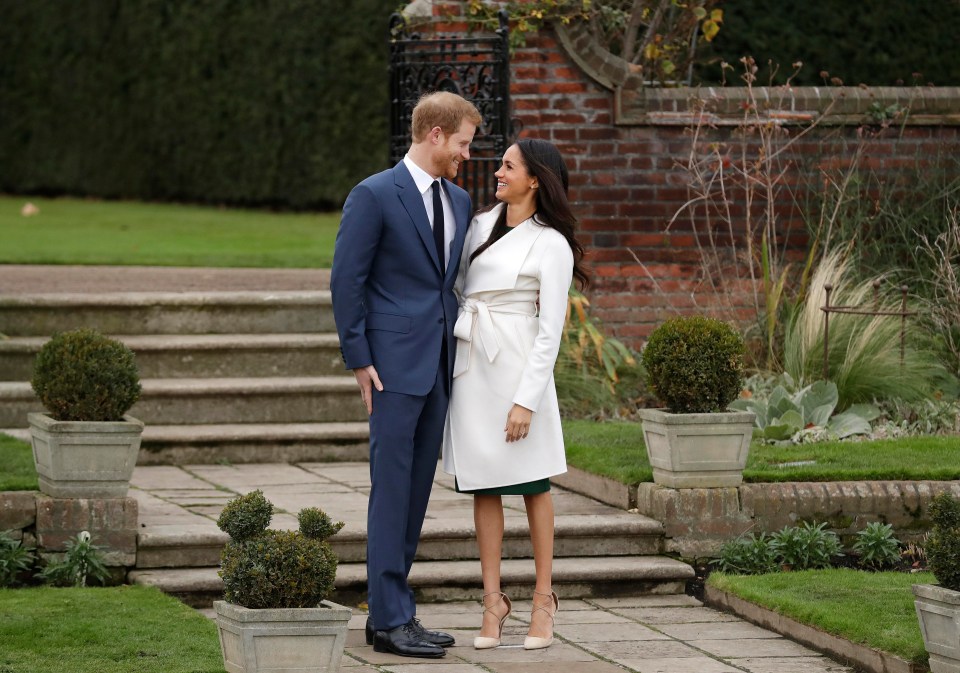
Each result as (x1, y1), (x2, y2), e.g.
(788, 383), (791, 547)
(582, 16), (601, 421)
(403, 154), (454, 270)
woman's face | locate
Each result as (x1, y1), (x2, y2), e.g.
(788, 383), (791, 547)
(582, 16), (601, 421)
(494, 144), (537, 206)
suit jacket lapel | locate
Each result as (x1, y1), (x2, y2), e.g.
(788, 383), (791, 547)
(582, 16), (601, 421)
(394, 162), (442, 273)
(443, 177), (469, 283)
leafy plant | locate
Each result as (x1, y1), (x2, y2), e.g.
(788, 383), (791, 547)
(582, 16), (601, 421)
(916, 206), (960, 379)
(459, 0), (723, 83)
(218, 489), (343, 609)
(770, 522), (842, 570)
(927, 492), (960, 591)
(641, 315), (745, 413)
(713, 532), (779, 575)
(0, 530), (35, 587)
(37, 531), (110, 587)
(564, 289), (638, 390)
(730, 378), (878, 444)
(31, 328), (141, 422)
(782, 249), (944, 409)
(852, 522), (902, 570)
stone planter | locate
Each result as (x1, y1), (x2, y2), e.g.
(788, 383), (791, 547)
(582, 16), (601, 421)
(214, 599), (352, 673)
(913, 583), (960, 673)
(28, 412), (144, 498)
(638, 408), (755, 488)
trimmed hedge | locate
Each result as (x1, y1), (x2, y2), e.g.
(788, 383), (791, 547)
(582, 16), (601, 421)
(695, 0), (960, 86)
(0, 0), (396, 209)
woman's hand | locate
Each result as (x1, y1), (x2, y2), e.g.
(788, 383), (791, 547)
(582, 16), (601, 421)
(504, 404), (533, 442)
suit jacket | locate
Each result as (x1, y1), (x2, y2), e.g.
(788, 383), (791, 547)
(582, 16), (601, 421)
(330, 161), (472, 396)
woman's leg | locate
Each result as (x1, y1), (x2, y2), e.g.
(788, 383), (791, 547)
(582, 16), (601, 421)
(524, 491), (556, 638)
(475, 494), (510, 637)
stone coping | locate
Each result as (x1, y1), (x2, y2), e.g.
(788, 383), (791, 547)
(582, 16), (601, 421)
(705, 585), (924, 673)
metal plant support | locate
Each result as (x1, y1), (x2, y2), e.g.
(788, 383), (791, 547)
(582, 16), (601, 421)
(821, 280), (916, 380)
(388, 10), (515, 208)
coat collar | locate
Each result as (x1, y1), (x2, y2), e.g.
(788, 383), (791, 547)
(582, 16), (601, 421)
(464, 204), (545, 294)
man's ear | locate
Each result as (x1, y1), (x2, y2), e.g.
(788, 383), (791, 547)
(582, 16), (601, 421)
(430, 126), (444, 144)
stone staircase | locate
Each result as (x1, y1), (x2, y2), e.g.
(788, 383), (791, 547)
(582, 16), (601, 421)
(0, 286), (693, 605)
(0, 291), (370, 464)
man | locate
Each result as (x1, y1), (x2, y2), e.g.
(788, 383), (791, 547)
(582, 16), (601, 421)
(330, 91), (481, 659)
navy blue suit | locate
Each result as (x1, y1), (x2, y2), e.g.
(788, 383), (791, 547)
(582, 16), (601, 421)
(330, 161), (471, 631)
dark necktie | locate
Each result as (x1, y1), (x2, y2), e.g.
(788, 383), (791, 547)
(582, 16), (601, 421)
(432, 180), (445, 270)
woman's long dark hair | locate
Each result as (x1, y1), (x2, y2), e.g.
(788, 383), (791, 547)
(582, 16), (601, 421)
(470, 138), (589, 289)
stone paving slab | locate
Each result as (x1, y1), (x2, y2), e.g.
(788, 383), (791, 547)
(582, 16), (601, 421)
(146, 460), (859, 672)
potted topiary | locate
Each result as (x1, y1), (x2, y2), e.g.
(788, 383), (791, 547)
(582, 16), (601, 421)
(28, 328), (143, 498)
(638, 315), (754, 488)
(213, 489), (352, 673)
(913, 492), (960, 673)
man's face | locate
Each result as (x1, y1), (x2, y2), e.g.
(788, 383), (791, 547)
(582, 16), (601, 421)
(430, 120), (477, 180)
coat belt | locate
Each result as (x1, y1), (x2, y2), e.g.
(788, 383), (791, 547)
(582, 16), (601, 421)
(453, 298), (536, 378)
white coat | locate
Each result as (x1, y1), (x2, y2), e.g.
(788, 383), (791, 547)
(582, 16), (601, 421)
(441, 204), (574, 491)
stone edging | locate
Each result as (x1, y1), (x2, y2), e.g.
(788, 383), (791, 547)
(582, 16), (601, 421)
(552, 466), (636, 510)
(704, 585), (924, 673)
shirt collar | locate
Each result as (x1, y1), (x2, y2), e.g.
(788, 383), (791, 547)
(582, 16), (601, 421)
(403, 154), (440, 196)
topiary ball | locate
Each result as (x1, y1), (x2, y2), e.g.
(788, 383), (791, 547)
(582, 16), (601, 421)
(217, 491), (342, 609)
(220, 530), (338, 609)
(31, 328), (141, 422)
(641, 316), (745, 414)
(298, 507), (344, 542)
(927, 492), (960, 592)
(217, 489), (273, 542)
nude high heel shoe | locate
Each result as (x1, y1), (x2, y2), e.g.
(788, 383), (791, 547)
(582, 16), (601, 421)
(523, 590), (559, 650)
(474, 592), (512, 649)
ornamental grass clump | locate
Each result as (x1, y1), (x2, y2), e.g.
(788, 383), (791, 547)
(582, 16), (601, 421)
(217, 489), (343, 609)
(641, 316), (746, 413)
(927, 492), (960, 592)
(31, 328), (141, 421)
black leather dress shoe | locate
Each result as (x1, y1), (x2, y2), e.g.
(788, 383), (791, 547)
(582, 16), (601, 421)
(409, 617), (456, 647)
(366, 616), (455, 648)
(372, 622), (445, 658)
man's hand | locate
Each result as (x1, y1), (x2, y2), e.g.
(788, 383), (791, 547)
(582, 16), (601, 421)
(353, 365), (383, 415)
(504, 404), (533, 442)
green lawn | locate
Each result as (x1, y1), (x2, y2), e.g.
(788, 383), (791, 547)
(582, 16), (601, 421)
(0, 433), (38, 491)
(0, 585), (224, 673)
(0, 195), (339, 268)
(4, 427), (960, 492)
(563, 420), (960, 484)
(708, 569), (931, 665)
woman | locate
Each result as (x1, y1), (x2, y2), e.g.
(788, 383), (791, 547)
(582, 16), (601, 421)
(442, 138), (589, 650)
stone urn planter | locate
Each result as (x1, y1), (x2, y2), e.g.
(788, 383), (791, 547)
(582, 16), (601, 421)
(638, 408), (754, 488)
(215, 490), (349, 673)
(639, 316), (751, 489)
(29, 412), (144, 498)
(28, 328), (143, 499)
(913, 584), (960, 673)
(214, 600), (352, 673)
(913, 492), (960, 673)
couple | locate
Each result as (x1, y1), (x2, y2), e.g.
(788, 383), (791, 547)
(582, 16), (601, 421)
(330, 91), (588, 659)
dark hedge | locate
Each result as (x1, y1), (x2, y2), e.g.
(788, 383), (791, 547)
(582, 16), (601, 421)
(0, 0), (396, 209)
(695, 0), (960, 87)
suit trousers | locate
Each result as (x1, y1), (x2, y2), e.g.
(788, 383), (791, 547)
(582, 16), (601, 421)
(366, 355), (448, 631)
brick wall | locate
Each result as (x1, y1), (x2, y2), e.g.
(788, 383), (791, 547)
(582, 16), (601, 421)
(411, 1), (960, 346)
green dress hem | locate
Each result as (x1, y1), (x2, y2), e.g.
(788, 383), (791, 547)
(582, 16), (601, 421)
(454, 477), (551, 495)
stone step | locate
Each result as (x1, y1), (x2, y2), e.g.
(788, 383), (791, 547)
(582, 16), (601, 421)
(0, 291), (333, 336)
(1, 422), (371, 465)
(0, 333), (345, 381)
(137, 422), (370, 465)
(128, 555), (695, 608)
(0, 376), (367, 428)
(135, 512), (665, 569)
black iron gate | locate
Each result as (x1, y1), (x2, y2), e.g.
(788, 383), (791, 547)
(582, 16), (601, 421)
(388, 10), (514, 208)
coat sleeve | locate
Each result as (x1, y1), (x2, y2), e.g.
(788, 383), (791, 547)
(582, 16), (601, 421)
(330, 181), (382, 370)
(512, 233), (574, 412)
